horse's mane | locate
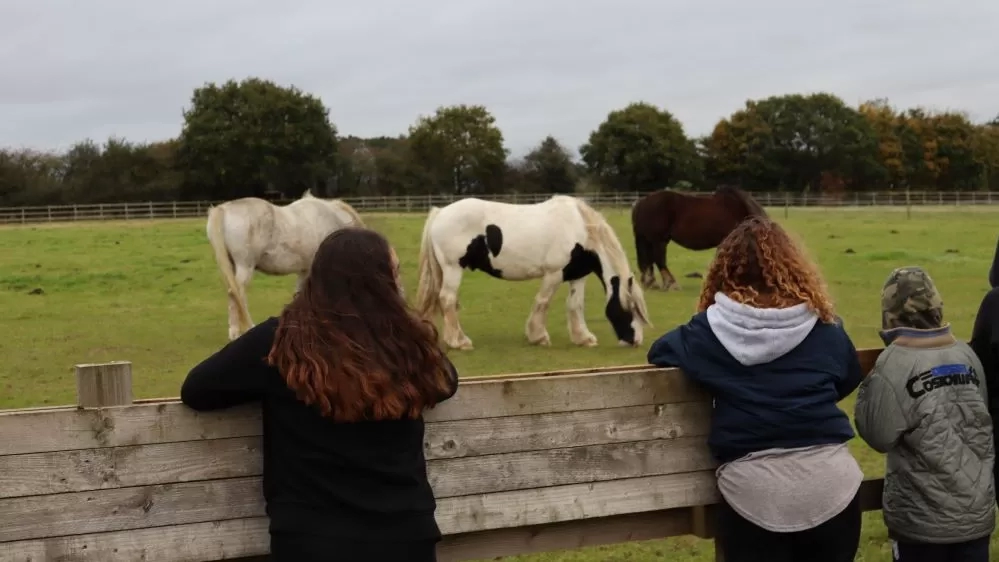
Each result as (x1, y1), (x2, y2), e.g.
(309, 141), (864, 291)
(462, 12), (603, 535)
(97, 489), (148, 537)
(331, 199), (367, 228)
(572, 196), (634, 282)
(715, 185), (767, 217)
(289, 190), (367, 228)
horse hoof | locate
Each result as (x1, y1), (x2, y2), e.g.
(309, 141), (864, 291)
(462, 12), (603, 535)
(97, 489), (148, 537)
(531, 334), (552, 347)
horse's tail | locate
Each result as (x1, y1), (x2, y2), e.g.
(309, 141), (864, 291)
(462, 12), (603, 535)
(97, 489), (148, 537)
(334, 199), (366, 228)
(206, 205), (253, 334)
(415, 206), (444, 320)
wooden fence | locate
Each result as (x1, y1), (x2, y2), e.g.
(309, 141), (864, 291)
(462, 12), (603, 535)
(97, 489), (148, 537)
(0, 350), (886, 562)
(1, 190), (998, 224)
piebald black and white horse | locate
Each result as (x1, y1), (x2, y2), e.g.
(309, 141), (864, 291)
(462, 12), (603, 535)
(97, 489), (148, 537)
(415, 195), (651, 350)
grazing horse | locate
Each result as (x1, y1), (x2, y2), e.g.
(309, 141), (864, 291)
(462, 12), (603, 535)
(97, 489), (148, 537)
(415, 195), (652, 351)
(631, 186), (767, 291)
(205, 190), (366, 340)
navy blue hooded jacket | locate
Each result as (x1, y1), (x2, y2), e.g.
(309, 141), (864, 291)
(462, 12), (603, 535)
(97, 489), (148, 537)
(646, 292), (863, 464)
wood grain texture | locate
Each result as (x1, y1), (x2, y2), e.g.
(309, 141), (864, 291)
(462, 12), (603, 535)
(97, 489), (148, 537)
(0, 470), (718, 542)
(439, 470), (720, 534)
(429, 437), (715, 498)
(425, 401), (710, 460)
(437, 509), (696, 562)
(0, 517), (270, 561)
(0, 436), (262, 499)
(0, 478), (886, 561)
(1, 434), (711, 501)
(0, 403), (263, 456)
(76, 361), (133, 408)
(0, 369), (705, 456)
(0, 476), (265, 543)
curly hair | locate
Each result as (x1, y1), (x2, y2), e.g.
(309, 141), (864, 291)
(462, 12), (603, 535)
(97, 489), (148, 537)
(266, 227), (455, 422)
(696, 216), (837, 323)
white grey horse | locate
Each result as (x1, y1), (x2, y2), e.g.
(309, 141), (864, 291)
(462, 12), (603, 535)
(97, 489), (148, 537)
(205, 190), (365, 340)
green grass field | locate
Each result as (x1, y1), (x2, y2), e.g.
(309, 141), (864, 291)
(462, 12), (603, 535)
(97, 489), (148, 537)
(1, 206), (997, 561)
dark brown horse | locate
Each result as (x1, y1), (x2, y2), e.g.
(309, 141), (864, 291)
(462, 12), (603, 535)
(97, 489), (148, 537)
(631, 186), (767, 290)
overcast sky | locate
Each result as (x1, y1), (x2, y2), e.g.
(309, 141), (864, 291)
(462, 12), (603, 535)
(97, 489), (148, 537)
(2, 0), (998, 159)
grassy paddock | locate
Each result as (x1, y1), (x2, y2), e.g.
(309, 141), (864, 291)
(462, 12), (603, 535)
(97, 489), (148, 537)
(1, 206), (997, 561)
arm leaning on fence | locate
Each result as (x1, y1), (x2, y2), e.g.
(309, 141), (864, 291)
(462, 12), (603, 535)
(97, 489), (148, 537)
(180, 321), (275, 410)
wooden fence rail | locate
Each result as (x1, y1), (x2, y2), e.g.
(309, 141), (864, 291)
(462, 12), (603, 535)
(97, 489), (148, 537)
(1, 191), (998, 225)
(0, 349), (886, 562)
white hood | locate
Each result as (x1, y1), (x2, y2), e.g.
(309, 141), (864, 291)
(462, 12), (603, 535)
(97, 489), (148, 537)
(705, 291), (819, 366)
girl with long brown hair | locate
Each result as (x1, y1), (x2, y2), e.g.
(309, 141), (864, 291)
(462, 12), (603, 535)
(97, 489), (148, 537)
(181, 227), (458, 562)
(646, 216), (864, 562)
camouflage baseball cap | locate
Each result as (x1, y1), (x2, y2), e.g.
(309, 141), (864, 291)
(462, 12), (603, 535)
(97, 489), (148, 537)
(880, 266), (943, 330)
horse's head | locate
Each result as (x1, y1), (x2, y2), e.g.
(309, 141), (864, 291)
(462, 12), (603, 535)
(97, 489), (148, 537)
(571, 195), (654, 347)
(604, 274), (653, 347)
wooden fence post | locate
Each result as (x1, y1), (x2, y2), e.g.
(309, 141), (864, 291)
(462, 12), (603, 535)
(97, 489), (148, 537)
(691, 505), (724, 562)
(75, 361), (133, 407)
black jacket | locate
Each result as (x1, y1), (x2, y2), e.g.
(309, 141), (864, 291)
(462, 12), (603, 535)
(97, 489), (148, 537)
(970, 235), (999, 491)
(180, 316), (459, 541)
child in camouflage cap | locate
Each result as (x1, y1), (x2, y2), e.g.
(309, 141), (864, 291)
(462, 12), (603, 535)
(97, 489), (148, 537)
(855, 266), (995, 562)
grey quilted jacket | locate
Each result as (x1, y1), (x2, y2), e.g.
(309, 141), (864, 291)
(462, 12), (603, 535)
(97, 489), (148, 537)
(855, 329), (996, 544)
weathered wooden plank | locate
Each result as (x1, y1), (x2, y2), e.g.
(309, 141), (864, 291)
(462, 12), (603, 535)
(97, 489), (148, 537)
(437, 509), (696, 562)
(426, 401), (710, 460)
(0, 517), (270, 562)
(0, 476), (265, 543)
(0, 478), (888, 562)
(428, 368), (707, 422)
(431, 437), (714, 498)
(0, 470), (718, 543)
(0, 348), (882, 458)
(0, 369), (705, 456)
(0, 510), (695, 562)
(0, 436), (263, 499)
(0, 402), (263, 456)
(440, 470), (719, 534)
(1, 432), (711, 501)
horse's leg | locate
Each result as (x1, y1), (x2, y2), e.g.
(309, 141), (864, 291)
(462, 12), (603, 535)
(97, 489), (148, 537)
(295, 272), (306, 295)
(439, 265), (473, 350)
(635, 234), (656, 289)
(655, 239), (681, 291)
(229, 265), (256, 339)
(525, 271), (564, 346)
(566, 277), (598, 347)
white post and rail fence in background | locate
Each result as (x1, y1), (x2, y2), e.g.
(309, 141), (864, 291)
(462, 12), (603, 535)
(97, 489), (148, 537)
(1, 190), (997, 225)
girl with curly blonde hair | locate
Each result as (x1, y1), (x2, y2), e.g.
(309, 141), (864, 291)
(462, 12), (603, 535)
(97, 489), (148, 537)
(647, 216), (864, 562)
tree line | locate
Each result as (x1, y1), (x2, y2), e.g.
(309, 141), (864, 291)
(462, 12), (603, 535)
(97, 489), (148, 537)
(2, 77), (998, 206)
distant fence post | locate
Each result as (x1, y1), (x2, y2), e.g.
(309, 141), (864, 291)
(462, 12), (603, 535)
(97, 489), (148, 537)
(75, 361), (133, 407)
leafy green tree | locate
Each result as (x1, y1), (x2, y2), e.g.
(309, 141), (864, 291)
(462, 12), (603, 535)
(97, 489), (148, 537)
(175, 77), (339, 200)
(702, 93), (882, 193)
(579, 102), (702, 192)
(407, 104), (509, 194)
(516, 135), (578, 193)
(0, 148), (65, 205)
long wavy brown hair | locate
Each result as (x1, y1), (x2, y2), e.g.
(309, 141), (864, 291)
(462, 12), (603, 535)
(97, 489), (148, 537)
(266, 227), (454, 422)
(696, 216), (837, 323)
